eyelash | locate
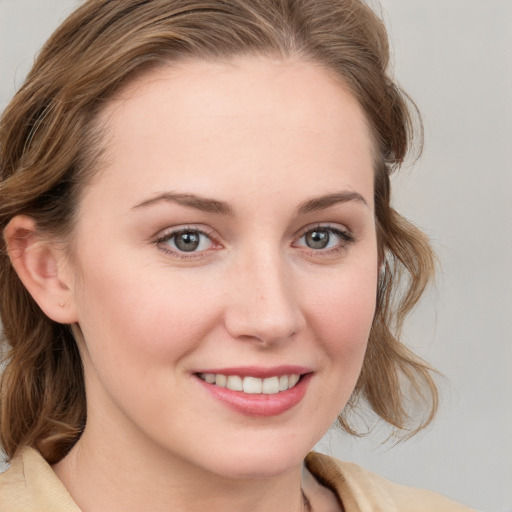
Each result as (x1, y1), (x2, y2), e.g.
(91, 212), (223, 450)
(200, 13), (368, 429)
(293, 224), (355, 256)
(153, 226), (219, 260)
(153, 223), (355, 260)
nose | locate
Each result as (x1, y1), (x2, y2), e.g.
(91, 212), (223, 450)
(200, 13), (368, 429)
(223, 250), (305, 346)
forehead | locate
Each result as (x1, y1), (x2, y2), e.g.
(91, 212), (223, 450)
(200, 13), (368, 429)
(90, 57), (375, 210)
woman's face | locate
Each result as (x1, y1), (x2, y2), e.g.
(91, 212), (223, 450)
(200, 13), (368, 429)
(67, 57), (378, 478)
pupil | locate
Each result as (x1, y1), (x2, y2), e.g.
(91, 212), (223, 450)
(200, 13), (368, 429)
(175, 232), (200, 252)
(306, 230), (329, 249)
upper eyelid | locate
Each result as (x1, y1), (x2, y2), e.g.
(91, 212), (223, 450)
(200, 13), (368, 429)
(153, 224), (216, 241)
(153, 226), (219, 259)
(151, 222), (354, 246)
(292, 224), (356, 253)
(294, 222), (352, 238)
(153, 225), (219, 251)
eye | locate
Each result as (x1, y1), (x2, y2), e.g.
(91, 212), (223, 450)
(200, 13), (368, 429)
(303, 229), (334, 250)
(294, 225), (354, 252)
(156, 228), (216, 255)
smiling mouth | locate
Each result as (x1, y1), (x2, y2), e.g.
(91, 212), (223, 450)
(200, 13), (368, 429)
(197, 373), (301, 395)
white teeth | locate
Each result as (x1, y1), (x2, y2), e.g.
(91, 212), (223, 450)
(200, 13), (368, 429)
(243, 376), (262, 394)
(226, 375), (243, 391)
(198, 372), (302, 394)
(216, 374), (227, 387)
(203, 373), (216, 384)
(262, 376), (280, 394)
(288, 374), (300, 387)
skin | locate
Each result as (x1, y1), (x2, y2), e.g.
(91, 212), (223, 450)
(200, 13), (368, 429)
(10, 57), (379, 511)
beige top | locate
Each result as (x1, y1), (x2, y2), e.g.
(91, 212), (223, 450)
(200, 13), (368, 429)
(0, 447), (475, 511)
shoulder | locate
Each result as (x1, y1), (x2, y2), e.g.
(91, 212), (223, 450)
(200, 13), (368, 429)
(0, 452), (29, 511)
(0, 447), (80, 512)
(305, 451), (477, 512)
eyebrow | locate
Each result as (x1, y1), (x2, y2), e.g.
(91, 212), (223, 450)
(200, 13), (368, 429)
(132, 190), (367, 216)
(297, 191), (368, 214)
(132, 192), (234, 215)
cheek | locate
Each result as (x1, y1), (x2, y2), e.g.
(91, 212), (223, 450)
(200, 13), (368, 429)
(73, 266), (226, 425)
(297, 260), (377, 437)
(303, 262), (378, 362)
(73, 256), (222, 368)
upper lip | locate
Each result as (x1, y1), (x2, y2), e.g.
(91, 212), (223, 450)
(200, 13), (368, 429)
(193, 365), (312, 378)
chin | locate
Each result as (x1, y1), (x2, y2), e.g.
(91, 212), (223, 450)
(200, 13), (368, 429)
(189, 436), (313, 480)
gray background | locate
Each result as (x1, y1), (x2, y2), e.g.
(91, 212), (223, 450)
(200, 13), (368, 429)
(1, 1), (511, 511)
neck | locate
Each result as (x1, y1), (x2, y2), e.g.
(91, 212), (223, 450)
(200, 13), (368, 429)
(53, 423), (306, 512)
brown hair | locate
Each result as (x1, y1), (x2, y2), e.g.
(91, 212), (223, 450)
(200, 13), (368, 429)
(0, 0), (437, 464)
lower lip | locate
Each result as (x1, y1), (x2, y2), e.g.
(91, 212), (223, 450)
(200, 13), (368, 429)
(196, 374), (312, 417)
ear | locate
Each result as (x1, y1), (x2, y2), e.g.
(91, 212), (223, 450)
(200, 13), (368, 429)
(3, 215), (79, 324)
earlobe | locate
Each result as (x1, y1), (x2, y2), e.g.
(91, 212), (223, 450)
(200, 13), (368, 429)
(3, 215), (78, 324)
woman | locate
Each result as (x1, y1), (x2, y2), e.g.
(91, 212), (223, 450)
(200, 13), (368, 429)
(0, 1), (474, 510)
